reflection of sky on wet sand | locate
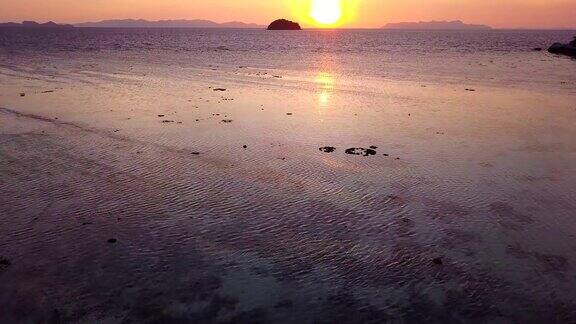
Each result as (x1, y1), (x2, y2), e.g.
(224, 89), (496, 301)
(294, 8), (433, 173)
(2, 29), (576, 323)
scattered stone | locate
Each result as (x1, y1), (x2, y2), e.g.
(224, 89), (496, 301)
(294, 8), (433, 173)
(108, 238), (118, 244)
(0, 257), (11, 268)
(369, 146), (378, 150)
(319, 146), (336, 153)
(19, 93), (25, 97)
(345, 148), (377, 156)
(383, 154), (390, 157)
(161, 120), (175, 123)
(213, 88), (227, 92)
(243, 145), (248, 149)
(221, 119), (233, 123)
(158, 114), (165, 117)
(533, 47), (543, 51)
(465, 88), (476, 92)
(433, 257), (443, 265)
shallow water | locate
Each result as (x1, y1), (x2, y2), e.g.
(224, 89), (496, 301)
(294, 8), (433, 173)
(1, 28), (576, 323)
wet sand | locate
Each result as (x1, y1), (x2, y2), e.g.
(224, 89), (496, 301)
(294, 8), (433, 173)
(1, 54), (576, 323)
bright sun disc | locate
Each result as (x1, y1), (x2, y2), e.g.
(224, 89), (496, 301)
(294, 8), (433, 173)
(311, 0), (342, 25)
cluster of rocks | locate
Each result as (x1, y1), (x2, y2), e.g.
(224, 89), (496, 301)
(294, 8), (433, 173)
(320, 146), (400, 158)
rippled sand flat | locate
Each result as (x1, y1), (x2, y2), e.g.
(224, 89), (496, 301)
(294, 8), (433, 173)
(1, 29), (576, 323)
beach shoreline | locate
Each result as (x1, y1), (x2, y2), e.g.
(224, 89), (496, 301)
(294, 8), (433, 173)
(1, 29), (576, 322)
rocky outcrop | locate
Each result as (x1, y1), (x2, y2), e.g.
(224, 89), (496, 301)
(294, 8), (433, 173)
(548, 37), (576, 57)
(267, 19), (301, 30)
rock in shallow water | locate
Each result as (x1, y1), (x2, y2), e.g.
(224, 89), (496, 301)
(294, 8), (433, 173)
(345, 148), (377, 156)
(319, 147), (336, 153)
(0, 257), (11, 269)
(548, 37), (576, 57)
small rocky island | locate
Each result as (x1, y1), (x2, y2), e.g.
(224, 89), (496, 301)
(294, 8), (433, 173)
(267, 19), (301, 30)
(548, 37), (576, 58)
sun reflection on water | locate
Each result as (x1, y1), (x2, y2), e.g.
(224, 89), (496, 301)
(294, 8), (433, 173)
(315, 72), (334, 109)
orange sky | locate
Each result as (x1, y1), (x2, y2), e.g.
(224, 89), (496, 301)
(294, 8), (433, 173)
(0, 0), (575, 29)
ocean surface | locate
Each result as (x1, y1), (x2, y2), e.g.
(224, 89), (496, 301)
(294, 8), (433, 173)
(1, 28), (576, 323)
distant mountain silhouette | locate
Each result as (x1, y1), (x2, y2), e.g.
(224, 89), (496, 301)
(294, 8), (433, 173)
(382, 20), (492, 30)
(0, 21), (73, 28)
(75, 19), (264, 28)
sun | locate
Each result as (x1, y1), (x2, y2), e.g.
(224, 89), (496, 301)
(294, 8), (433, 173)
(310, 0), (342, 25)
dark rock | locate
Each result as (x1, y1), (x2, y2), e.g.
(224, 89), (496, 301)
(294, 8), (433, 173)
(533, 47), (543, 51)
(465, 88), (476, 92)
(433, 257), (443, 265)
(345, 148), (377, 156)
(267, 19), (302, 30)
(286, 113), (293, 115)
(0, 257), (11, 268)
(319, 146), (336, 153)
(213, 88), (227, 92)
(158, 114), (165, 117)
(221, 119), (233, 123)
(108, 238), (118, 244)
(191, 152), (200, 155)
(369, 146), (378, 149)
(42, 90), (55, 93)
(161, 120), (174, 123)
(243, 145), (248, 149)
(19, 93), (25, 97)
(548, 38), (576, 57)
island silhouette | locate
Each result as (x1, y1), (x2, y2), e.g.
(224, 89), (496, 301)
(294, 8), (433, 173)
(267, 19), (302, 30)
(75, 19), (264, 28)
(382, 20), (492, 30)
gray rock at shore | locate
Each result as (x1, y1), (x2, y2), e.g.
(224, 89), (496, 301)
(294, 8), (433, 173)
(548, 37), (576, 57)
(267, 19), (301, 31)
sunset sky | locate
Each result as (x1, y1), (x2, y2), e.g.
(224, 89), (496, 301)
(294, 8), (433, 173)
(1, 0), (575, 29)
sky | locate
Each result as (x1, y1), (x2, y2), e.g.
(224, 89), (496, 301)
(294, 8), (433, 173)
(0, 0), (575, 29)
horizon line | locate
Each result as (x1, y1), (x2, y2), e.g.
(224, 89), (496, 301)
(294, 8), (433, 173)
(2, 19), (576, 30)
